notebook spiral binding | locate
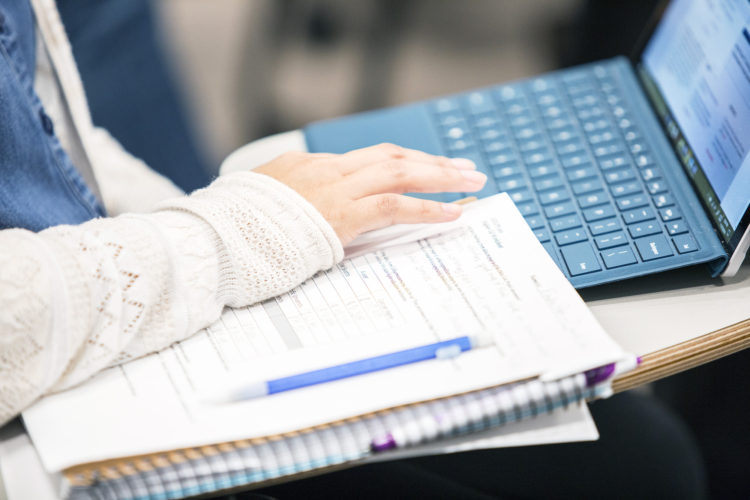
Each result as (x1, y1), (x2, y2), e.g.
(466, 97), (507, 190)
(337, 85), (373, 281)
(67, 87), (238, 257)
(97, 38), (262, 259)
(65, 374), (602, 500)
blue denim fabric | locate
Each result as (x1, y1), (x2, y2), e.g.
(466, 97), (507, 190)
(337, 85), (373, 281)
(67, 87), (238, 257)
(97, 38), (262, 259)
(58, 0), (212, 193)
(0, 0), (105, 231)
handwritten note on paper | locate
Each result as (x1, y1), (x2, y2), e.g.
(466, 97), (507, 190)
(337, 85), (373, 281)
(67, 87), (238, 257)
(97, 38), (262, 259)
(24, 194), (624, 472)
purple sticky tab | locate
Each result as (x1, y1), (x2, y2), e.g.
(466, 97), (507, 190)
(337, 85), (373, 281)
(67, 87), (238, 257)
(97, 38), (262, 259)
(370, 433), (397, 452)
(584, 363), (616, 387)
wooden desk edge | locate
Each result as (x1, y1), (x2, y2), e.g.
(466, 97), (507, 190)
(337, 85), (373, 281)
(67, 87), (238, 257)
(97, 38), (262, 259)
(612, 317), (750, 393)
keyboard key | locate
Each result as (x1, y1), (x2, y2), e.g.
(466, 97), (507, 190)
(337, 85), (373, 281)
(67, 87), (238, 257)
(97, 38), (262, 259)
(604, 169), (636, 184)
(534, 176), (564, 191)
(510, 115), (534, 128)
(489, 153), (518, 167)
(566, 166), (598, 181)
(542, 106), (564, 118)
(525, 215), (545, 230)
(535, 228), (551, 243)
(434, 98), (460, 113)
(634, 154), (654, 167)
(544, 201), (577, 218)
(536, 93), (558, 106)
(572, 95), (598, 108)
(506, 103), (529, 115)
(571, 179), (603, 195)
(635, 234), (674, 261)
(588, 131), (616, 145)
(659, 206), (681, 222)
(577, 191), (608, 208)
(666, 220), (689, 235)
(556, 142), (585, 156)
(583, 204), (616, 222)
(560, 242), (602, 276)
(478, 128), (504, 141)
(582, 119), (609, 133)
(474, 116), (500, 128)
(578, 107), (604, 121)
(561, 154), (590, 168)
(593, 143), (623, 157)
(465, 91), (496, 115)
(497, 85), (521, 101)
(497, 178), (526, 191)
(524, 152), (552, 165)
(492, 164), (523, 180)
(652, 193), (674, 208)
(629, 141), (648, 154)
(551, 129), (577, 143)
(616, 193), (649, 210)
(528, 164), (558, 178)
(482, 140), (512, 154)
(509, 189), (534, 204)
(618, 117), (634, 129)
(623, 129), (642, 142)
(515, 201), (540, 217)
(515, 127), (541, 140)
(628, 221), (662, 238)
(550, 214), (582, 232)
(519, 138), (547, 152)
(444, 125), (469, 140)
(622, 207), (655, 224)
(446, 139), (475, 153)
(601, 246), (638, 269)
(440, 115), (468, 130)
(640, 167), (660, 181)
(598, 155), (630, 170)
(673, 234), (699, 254)
(595, 231), (628, 250)
(538, 188), (570, 205)
(647, 180), (668, 195)
(610, 181), (642, 197)
(589, 218), (620, 235)
(546, 117), (573, 130)
(555, 228), (588, 246)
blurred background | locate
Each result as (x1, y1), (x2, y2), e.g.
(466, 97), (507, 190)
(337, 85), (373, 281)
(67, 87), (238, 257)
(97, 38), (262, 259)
(61, 0), (656, 177)
(157, 0), (657, 170)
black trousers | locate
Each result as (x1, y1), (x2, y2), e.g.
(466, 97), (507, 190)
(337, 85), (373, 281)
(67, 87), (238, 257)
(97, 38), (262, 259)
(232, 391), (706, 499)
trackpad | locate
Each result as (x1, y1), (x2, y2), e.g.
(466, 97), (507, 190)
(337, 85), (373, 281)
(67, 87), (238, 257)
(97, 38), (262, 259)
(304, 104), (442, 155)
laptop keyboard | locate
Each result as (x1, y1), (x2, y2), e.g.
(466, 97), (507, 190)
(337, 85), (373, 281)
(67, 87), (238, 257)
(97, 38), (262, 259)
(429, 64), (699, 285)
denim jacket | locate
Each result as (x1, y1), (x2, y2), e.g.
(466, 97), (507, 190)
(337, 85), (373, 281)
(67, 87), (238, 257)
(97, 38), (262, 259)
(0, 0), (105, 232)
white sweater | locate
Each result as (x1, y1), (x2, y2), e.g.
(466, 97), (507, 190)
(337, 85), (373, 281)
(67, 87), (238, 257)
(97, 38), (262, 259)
(0, 0), (344, 426)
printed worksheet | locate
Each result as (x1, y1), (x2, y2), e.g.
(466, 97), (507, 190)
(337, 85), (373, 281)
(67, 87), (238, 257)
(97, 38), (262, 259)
(24, 194), (625, 472)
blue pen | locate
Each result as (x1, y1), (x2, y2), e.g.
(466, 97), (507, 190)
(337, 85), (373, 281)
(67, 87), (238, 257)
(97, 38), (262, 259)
(211, 335), (483, 402)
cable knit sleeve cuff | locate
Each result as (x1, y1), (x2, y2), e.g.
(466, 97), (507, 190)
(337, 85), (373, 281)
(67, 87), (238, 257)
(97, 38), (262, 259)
(155, 171), (344, 308)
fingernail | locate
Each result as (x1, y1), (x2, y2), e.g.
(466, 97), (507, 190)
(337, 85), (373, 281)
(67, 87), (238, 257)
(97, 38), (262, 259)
(442, 203), (462, 216)
(451, 158), (476, 170)
(460, 170), (487, 184)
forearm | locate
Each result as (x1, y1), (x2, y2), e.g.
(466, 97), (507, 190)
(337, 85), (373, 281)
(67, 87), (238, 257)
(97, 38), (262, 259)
(0, 172), (343, 425)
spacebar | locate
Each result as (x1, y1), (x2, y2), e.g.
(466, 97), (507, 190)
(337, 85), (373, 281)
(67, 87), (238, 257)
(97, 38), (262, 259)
(560, 241), (602, 276)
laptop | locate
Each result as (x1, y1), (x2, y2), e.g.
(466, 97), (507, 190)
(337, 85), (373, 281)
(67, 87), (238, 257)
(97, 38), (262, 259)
(302, 0), (750, 289)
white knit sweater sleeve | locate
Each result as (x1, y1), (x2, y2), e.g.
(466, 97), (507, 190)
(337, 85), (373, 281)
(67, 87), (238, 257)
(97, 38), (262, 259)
(0, 172), (344, 426)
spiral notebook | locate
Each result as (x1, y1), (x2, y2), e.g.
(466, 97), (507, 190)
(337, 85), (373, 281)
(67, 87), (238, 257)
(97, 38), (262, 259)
(22, 193), (633, 500)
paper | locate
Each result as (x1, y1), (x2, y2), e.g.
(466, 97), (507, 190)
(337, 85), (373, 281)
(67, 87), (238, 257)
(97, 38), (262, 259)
(23, 193), (624, 472)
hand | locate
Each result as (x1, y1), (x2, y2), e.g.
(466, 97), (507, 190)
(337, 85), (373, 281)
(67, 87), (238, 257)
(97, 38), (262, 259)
(254, 143), (487, 245)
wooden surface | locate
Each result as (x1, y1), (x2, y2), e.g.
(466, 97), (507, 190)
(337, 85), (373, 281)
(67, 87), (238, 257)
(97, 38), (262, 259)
(612, 317), (750, 393)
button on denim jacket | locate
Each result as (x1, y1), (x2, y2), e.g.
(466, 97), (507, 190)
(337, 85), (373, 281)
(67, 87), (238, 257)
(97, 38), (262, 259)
(0, 1), (105, 231)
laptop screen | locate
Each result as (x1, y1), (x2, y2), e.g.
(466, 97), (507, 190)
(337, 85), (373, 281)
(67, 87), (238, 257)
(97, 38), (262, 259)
(638, 0), (750, 251)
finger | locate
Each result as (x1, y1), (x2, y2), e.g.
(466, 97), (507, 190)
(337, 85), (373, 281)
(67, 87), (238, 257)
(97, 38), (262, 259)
(337, 143), (474, 173)
(348, 194), (463, 237)
(345, 159), (487, 197)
